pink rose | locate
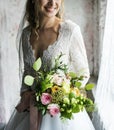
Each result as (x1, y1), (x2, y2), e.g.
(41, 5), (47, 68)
(41, 93), (52, 105)
(47, 104), (60, 116)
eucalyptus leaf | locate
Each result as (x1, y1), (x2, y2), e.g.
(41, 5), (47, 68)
(68, 72), (77, 78)
(33, 58), (42, 71)
(85, 83), (95, 90)
(24, 75), (34, 86)
(75, 82), (82, 88)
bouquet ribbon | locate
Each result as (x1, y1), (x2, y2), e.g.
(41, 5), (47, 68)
(30, 93), (42, 130)
(16, 91), (42, 130)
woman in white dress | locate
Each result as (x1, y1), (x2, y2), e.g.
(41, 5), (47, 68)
(4, 0), (95, 130)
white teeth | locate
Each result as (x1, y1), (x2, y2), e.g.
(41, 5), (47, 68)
(45, 7), (56, 11)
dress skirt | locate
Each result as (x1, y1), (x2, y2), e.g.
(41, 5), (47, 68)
(4, 109), (95, 130)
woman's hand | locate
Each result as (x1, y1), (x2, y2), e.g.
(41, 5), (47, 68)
(16, 90), (35, 112)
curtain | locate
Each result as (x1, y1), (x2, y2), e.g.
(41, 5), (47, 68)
(0, 1), (8, 129)
(0, 1), (26, 129)
(92, 0), (114, 129)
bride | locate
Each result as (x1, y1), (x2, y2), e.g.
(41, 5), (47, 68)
(4, 0), (95, 130)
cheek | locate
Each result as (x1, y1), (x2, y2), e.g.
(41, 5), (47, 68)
(39, 0), (47, 6)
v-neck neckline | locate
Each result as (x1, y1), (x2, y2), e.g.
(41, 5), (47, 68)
(27, 21), (64, 61)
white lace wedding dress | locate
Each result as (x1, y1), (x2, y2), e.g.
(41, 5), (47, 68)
(4, 20), (95, 130)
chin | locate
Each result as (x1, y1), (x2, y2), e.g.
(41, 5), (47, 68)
(41, 8), (59, 18)
(44, 13), (57, 18)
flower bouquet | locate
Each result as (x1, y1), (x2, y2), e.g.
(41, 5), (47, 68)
(24, 53), (94, 120)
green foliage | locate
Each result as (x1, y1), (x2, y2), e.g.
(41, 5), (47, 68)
(41, 82), (53, 92)
(33, 58), (42, 71)
(69, 92), (76, 98)
(41, 74), (53, 91)
(85, 83), (95, 90)
(24, 75), (34, 86)
(61, 111), (73, 120)
(72, 105), (80, 113)
(68, 72), (77, 78)
(70, 75), (84, 88)
(75, 82), (82, 88)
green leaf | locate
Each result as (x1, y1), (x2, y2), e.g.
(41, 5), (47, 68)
(45, 74), (53, 82)
(42, 109), (46, 115)
(69, 92), (76, 99)
(68, 72), (77, 78)
(85, 104), (95, 112)
(72, 105), (80, 113)
(75, 82), (82, 88)
(61, 111), (72, 119)
(24, 75), (34, 86)
(33, 58), (42, 71)
(78, 76), (84, 80)
(85, 83), (95, 90)
(41, 82), (53, 92)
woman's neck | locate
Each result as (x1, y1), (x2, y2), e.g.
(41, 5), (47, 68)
(39, 16), (60, 30)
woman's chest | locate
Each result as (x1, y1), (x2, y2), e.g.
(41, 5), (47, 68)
(27, 25), (71, 68)
(31, 29), (59, 58)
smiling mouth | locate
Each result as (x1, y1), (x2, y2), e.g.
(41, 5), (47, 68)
(45, 6), (56, 12)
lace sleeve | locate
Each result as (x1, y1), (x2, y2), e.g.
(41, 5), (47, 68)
(69, 25), (90, 87)
(20, 29), (32, 94)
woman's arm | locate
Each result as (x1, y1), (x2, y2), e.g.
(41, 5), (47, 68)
(69, 24), (90, 87)
(16, 28), (33, 112)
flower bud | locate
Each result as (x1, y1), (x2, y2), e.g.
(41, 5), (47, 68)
(71, 98), (76, 104)
(63, 97), (70, 104)
(67, 109), (72, 113)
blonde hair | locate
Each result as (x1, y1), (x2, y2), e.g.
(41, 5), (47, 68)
(25, 0), (64, 31)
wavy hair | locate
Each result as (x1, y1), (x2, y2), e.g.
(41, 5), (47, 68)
(25, 0), (64, 30)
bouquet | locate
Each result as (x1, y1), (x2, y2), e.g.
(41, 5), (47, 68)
(24, 53), (94, 120)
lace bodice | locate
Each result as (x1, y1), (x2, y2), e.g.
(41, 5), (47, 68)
(21, 20), (90, 93)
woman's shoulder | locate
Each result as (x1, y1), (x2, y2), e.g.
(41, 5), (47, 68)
(21, 26), (31, 47)
(62, 19), (80, 32)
